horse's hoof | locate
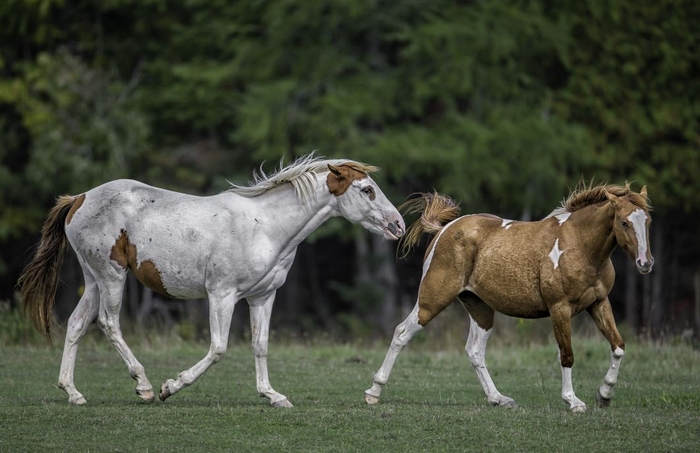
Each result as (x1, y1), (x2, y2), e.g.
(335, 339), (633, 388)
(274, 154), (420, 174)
(596, 390), (611, 408)
(571, 404), (587, 413)
(271, 398), (293, 408)
(159, 380), (173, 401)
(136, 388), (155, 403)
(498, 399), (518, 409)
(365, 391), (380, 405)
(68, 395), (87, 405)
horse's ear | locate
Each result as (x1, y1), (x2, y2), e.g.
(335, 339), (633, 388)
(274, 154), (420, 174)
(327, 164), (344, 179)
(640, 185), (647, 198)
(605, 189), (620, 206)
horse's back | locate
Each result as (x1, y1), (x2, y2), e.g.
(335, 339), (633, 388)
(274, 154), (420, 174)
(64, 180), (211, 288)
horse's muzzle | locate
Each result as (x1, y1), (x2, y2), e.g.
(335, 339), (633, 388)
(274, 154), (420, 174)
(636, 257), (654, 274)
(386, 220), (405, 239)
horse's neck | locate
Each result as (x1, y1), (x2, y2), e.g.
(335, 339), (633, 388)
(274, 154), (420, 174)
(570, 202), (617, 265)
(240, 177), (338, 250)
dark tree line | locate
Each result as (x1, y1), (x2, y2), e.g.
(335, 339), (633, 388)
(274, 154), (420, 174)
(1, 0), (698, 340)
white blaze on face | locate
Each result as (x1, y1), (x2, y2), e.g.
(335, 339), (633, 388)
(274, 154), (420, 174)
(548, 238), (564, 269)
(628, 209), (649, 265)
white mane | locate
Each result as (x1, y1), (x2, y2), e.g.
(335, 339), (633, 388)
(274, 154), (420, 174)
(544, 205), (570, 219)
(227, 154), (377, 205)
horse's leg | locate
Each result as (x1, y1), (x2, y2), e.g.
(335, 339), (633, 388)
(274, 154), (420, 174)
(95, 270), (155, 403)
(364, 303), (422, 404)
(248, 292), (291, 407)
(460, 295), (516, 408)
(587, 297), (625, 408)
(58, 259), (99, 405)
(160, 290), (237, 401)
(366, 256), (463, 404)
(550, 302), (586, 412)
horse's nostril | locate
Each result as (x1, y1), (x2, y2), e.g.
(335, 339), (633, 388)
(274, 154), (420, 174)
(387, 220), (404, 237)
(393, 220), (404, 236)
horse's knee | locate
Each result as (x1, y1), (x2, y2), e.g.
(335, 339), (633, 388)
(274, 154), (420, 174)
(612, 346), (625, 359)
(252, 343), (268, 359)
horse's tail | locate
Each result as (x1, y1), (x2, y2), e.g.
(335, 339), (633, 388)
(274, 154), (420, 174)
(398, 191), (461, 257)
(18, 195), (78, 345)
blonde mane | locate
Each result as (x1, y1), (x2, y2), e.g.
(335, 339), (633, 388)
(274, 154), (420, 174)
(227, 154), (378, 205)
(546, 181), (650, 218)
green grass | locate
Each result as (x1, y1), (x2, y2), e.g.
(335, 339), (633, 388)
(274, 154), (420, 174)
(1, 337), (698, 452)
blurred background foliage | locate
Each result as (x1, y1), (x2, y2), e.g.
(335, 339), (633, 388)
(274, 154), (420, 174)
(1, 0), (698, 344)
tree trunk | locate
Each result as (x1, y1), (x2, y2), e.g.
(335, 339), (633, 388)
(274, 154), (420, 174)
(650, 219), (665, 335)
(694, 269), (700, 341)
(371, 234), (400, 334)
(624, 259), (639, 336)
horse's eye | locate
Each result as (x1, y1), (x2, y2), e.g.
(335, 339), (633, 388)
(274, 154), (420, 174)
(362, 187), (374, 197)
(621, 220), (629, 229)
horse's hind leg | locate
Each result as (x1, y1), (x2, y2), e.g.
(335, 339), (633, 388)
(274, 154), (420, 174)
(587, 297), (625, 408)
(365, 303), (423, 404)
(366, 254), (463, 404)
(461, 295), (516, 408)
(94, 269), (155, 403)
(58, 258), (99, 405)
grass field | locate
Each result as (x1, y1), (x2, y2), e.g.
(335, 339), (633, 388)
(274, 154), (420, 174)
(1, 336), (698, 452)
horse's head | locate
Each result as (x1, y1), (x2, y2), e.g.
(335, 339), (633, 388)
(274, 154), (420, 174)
(606, 186), (654, 274)
(327, 164), (405, 240)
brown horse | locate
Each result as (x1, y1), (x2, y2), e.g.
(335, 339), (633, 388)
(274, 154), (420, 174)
(365, 182), (653, 412)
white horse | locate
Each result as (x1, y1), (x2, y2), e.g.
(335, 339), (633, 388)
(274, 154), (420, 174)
(19, 154), (405, 407)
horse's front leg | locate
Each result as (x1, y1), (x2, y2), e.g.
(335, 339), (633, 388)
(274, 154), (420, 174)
(550, 302), (586, 412)
(248, 292), (292, 407)
(160, 290), (237, 401)
(587, 297), (625, 408)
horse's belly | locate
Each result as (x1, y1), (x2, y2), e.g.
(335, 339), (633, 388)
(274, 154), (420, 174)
(129, 253), (207, 299)
(469, 260), (549, 318)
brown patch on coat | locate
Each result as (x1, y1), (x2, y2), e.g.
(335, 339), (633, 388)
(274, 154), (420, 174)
(326, 164), (368, 196)
(65, 193), (86, 225)
(110, 230), (170, 296)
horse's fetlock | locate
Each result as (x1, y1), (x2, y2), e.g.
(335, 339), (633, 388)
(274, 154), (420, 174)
(373, 373), (388, 386)
(128, 365), (145, 380)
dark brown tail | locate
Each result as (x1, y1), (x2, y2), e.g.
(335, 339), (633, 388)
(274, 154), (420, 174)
(18, 195), (77, 344)
(398, 191), (461, 257)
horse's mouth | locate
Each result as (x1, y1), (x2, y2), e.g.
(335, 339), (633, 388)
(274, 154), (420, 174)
(637, 265), (653, 275)
(636, 257), (654, 274)
(384, 221), (404, 240)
